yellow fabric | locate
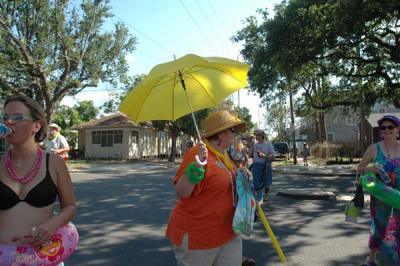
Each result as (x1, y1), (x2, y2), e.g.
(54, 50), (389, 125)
(119, 54), (249, 122)
(204, 139), (233, 171)
(47, 131), (60, 141)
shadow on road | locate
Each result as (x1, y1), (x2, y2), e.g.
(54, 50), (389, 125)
(66, 165), (397, 266)
(69, 169), (178, 265)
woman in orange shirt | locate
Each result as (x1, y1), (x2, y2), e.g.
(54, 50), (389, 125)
(166, 110), (245, 266)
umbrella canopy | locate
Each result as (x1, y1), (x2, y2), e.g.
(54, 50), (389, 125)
(119, 54), (249, 123)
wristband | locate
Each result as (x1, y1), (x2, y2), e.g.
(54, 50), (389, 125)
(185, 162), (205, 184)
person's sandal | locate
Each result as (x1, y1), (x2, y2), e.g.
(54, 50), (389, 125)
(242, 257), (256, 266)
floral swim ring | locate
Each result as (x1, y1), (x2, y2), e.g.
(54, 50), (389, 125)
(0, 222), (79, 266)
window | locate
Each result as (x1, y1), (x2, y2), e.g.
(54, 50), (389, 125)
(92, 130), (123, 147)
(327, 133), (335, 143)
(132, 131), (139, 144)
(92, 131), (101, 144)
(114, 131), (123, 144)
(346, 118), (356, 125)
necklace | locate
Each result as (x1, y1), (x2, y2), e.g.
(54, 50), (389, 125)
(6, 148), (43, 184)
(217, 159), (238, 207)
(383, 141), (398, 159)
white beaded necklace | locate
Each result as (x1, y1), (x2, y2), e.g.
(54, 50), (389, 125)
(217, 159), (237, 207)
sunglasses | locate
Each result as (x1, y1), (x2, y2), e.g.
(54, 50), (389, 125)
(379, 125), (397, 130)
(0, 113), (34, 122)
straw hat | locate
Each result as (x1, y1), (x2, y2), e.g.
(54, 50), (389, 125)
(49, 123), (61, 131)
(201, 110), (245, 138)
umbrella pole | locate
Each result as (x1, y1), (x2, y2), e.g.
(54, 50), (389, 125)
(179, 71), (202, 141)
(179, 71), (207, 166)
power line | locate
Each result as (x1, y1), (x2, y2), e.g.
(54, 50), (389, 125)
(194, 0), (226, 51)
(113, 14), (175, 57)
(207, 0), (224, 27)
(178, 0), (219, 55)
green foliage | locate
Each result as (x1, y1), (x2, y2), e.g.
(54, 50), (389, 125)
(234, 0), (400, 108)
(0, 0), (137, 122)
(101, 74), (147, 114)
(53, 100), (98, 130)
(233, 0), (400, 145)
(264, 99), (290, 141)
(53, 105), (81, 131)
(75, 100), (98, 122)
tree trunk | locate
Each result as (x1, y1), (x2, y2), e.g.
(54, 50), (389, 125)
(169, 131), (177, 162)
(359, 83), (366, 152)
(288, 81), (297, 165)
(318, 111), (326, 141)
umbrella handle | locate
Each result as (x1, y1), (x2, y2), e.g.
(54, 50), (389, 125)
(195, 155), (207, 166)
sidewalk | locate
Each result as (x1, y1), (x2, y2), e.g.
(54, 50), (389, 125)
(67, 158), (180, 173)
(273, 160), (358, 200)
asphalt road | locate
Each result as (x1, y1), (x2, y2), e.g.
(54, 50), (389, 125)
(65, 163), (396, 266)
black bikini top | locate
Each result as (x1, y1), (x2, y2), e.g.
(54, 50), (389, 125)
(0, 153), (58, 210)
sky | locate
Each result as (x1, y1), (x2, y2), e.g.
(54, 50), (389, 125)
(62, 0), (281, 125)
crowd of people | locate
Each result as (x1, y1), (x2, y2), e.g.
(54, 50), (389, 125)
(0, 94), (399, 266)
(167, 110), (400, 266)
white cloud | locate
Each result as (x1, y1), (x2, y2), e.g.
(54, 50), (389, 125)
(61, 90), (110, 108)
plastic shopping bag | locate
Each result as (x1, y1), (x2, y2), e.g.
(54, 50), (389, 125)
(232, 170), (256, 236)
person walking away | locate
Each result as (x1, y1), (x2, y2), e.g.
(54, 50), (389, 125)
(303, 143), (310, 166)
(228, 138), (248, 169)
(252, 129), (275, 204)
(43, 123), (70, 160)
(0, 95), (78, 265)
(228, 139), (256, 266)
(166, 110), (246, 266)
(357, 115), (400, 266)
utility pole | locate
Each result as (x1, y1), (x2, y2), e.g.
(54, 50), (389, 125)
(288, 79), (297, 165)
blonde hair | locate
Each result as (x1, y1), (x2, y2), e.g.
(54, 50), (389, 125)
(234, 138), (244, 151)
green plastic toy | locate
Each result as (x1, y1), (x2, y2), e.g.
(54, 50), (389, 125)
(361, 172), (400, 209)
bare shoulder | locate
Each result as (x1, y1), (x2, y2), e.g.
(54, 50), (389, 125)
(363, 143), (378, 159)
(369, 143), (379, 153)
(47, 153), (69, 180)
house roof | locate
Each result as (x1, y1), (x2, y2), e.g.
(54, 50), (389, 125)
(72, 112), (154, 130)
(367, 112), (400, 127)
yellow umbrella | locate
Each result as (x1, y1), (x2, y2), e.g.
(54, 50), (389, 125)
(119, 54), (249, 140)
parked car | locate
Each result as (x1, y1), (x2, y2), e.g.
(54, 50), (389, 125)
(273, 142), (290, 158)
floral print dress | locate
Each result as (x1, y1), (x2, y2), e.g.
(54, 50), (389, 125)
(369, 143), (400, 261)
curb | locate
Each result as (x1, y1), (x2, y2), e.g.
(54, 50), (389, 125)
(277, 190), (337, 200)
(274, 170), (355, 177)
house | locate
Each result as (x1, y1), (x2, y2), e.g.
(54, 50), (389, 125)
(72, 113), (185, 159)
(325, 110), (359, 144)
(324, 103), (400, 146)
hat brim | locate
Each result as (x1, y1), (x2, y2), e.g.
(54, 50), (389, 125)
(202, 120), (246, 138)
(378, 117), (399, 127)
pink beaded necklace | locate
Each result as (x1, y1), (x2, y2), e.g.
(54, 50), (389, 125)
(6, 148), (43, 184)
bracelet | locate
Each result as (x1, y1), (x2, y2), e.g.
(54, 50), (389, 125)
(185, 162), (205, 184)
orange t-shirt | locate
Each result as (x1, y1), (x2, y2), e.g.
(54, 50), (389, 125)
(165, 146), (237, 249)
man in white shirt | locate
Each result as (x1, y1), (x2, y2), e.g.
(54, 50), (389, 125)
(44, 123), (70, 160)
